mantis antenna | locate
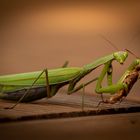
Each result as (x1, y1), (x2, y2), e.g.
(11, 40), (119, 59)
(125, 49), (140, 59)
(99, 34), (140, 59)
(124, 31), (140, 59)
(99, 34), (119, 51)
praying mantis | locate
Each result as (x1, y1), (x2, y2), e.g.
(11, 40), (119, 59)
(0, 36), (140, 109)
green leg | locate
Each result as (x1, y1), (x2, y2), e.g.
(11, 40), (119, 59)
(96, 83), (125, 94)
(107, 63), (113, 86)
(96, 61), (113, 103)
(95, 61), (126, 94)
(44, 69), (51, 98)
(101, 62), (113, 101)
(67, 75), (98, 111)
(82, 84), (85, 111)
(67, 77), (98, 94)
(45, 61), (70, 97)
(95, 61), (111, 93)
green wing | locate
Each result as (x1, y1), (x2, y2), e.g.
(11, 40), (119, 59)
(0, 67), (82, 92)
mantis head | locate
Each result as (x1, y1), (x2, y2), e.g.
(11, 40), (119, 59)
(113, 51), (128, 64)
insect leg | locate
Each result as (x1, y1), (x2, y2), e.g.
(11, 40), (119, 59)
(82, 84), (85, 111)
(67, 77), (98, 94)
(62, 61), (69, 68)
(95, 61), (125, 94)
(44, 62), (70, 98)
(67, 76), (97, 110)
(43, 61), (70, 98)
(97, 62), (113, 106)
(107, 63), (113, 86)
(44, 69), (51, 98)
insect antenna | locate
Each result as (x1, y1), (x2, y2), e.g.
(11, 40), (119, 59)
(99, 34), (119, 51)
(124, 31), (140, 59)
(125, 49), (140, 59)
(99, 34), (140, 59)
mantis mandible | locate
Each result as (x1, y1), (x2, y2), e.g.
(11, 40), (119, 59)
(0, 36), (140, 109)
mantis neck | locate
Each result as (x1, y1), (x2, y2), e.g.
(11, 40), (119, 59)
(83, 54), (114, 71)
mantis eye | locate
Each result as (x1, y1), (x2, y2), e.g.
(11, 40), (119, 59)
(113, 51), (128, 64)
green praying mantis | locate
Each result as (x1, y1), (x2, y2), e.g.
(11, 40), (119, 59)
(0, 36), (140, 109)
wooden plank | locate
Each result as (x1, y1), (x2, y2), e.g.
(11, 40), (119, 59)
(0, 113), (140, 140)
(0, 91), (140, 123)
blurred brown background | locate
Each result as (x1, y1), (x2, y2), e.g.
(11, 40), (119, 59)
(0, 0), (140, 101)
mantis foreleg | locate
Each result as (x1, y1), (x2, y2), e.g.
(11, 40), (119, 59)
(96, 59), (140, 104)
(95, 61), (126, 94)
(107, 63), (113, 86)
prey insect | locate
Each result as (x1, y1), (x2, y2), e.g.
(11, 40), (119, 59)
(0, 37), (140, 109)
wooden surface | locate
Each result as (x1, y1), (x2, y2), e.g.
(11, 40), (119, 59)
(0, 113), (140, 140)
(0, 91), (140, 123)
(1, 92), (140, 140)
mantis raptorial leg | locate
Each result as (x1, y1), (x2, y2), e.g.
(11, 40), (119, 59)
(96, 60), (140, 104)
